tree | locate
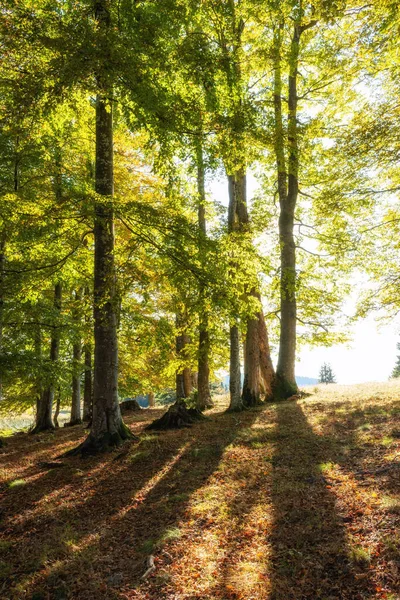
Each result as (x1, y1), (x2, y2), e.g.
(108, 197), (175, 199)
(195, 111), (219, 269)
(318, 363), (336, 384)
(391, 343), (400, 379)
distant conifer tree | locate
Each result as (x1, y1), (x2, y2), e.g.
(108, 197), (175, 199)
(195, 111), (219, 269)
(319, 363), (336, 384)
(391, 344), (400, 378)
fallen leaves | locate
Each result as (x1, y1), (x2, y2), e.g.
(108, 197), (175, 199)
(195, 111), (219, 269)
(1, 390), (400, 599)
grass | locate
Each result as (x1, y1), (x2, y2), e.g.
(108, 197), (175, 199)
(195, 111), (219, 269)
(8, 478), (27, 488)
(0, 383), (400, 599)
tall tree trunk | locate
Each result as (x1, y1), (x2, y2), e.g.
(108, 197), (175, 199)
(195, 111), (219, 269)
(70, 337), (82, 424)
(227, 172), (275, 408)
(273, 21), (313, 398)
(228, 324), (242, 411)
(176, 327), (192, 399)
(54, 386), (61, 428)
(67, 289), (83, 425)
(34, 324), (42, 419)
(196, 142), (213, 411)
(0, 141), (19, 401)
(68, 1), (133, 452)
(32, 283), (62, 433)
(81, 93), (131, 450)
(226, 173), (243, 411)
(148, 391), (155, 407)
(83, 344), (93, 421)
(0, 234), (5, 403)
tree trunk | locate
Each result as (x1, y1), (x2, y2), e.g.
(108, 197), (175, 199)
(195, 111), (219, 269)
(67, 4), (133, 452)
(32, 283), (62, 433)
(83, 344), (93, 421)
(273, 22), (305, 398)
(227, 171), (275, 407)
(226, 172), (244, 411)
(227, 323), (242, 411)
(257, 308), (275, 398)
(176, 305), (192, 400)
(148, 391), (155, 407)
(69, 341), (82, 425)
(0, 234), (5, 403)
(242, 313), (260, 407)
(176, 331), (192, 399)
(66, 290), (83, 426)
(34, 325), (42, 417)
(54, 386), (61, 428)
(71, 94), (132, 452)
(195, 142), (213, 411)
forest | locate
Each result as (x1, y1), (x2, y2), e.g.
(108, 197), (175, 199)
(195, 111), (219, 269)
(1, 1), (400, 599)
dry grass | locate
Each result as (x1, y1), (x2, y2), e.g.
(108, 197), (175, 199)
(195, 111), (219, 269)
(1, 384), (400, 599)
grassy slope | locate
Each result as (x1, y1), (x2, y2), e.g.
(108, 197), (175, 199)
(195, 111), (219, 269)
(0, 382), (400, 599)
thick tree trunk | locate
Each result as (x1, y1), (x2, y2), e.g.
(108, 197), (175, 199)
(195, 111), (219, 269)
(227, 323), (242, 411)
(176, 310), (192, 400)
(148, 391), (155, 407)
(83, 344), (93, 421)
(67, 6), (133, 451)
(71, 94), (132, 452)
(0, 234), (5, 402)
(227, 172), (275, 407)
(197, 328), (212, 410)
(257, 308), (275, 398)
(242, 313), (260, 407)
(32, 283), (62, 433)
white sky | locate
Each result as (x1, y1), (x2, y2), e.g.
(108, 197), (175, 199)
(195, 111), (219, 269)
(209, 174), (400, 385)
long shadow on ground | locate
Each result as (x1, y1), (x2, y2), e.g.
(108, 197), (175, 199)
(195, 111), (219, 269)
(2, 407), (258, 600)
(269, 401), (374, 600)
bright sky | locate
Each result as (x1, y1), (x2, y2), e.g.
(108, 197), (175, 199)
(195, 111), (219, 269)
(209, 174), (400, 385)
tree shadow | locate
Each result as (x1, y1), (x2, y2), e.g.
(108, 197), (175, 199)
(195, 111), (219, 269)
(269, 401), (374, 600)
(4, 407), (259, 599)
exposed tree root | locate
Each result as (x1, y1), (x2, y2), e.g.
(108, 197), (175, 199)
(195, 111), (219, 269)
(146, 399), (207, 430)
(30, 424), (55, 435)
(271, 374), (299, 401)
(63, 419), (83, 427)
(63, 421), (137, 457)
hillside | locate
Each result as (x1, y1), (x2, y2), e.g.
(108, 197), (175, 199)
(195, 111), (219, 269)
(1, 382), (400, 599)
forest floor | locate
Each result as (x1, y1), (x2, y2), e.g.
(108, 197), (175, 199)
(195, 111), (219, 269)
(1, 382), (400, 600)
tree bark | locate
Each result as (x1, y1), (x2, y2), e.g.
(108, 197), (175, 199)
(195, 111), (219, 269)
(0, 234), (5, 403)
(226, 172), (244, 411)
(70, 343), (82, 424)
(273, 21), (310, 398)
(83, 344), (93, 421)
(54, 386), (61, 428)
(196, 142), (213, 411)
(227, 171), (275, 408)
(67, 1), (133, 453)
(228, 324), (242, 411)
(66, 290), (83, 426)
(148, 391), (155, 407)
(32, 283), (62, 433)
(176, 329), (192, 399)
